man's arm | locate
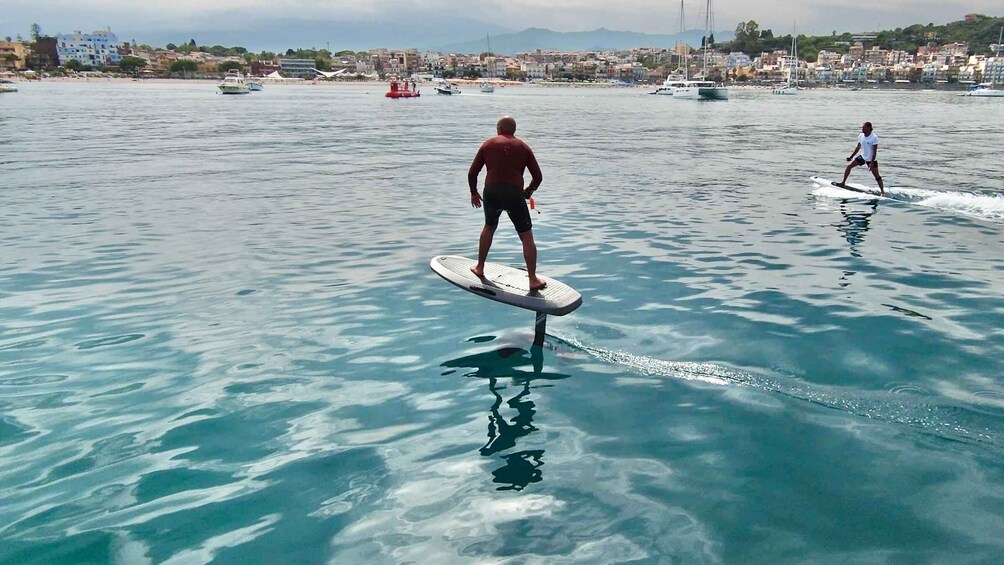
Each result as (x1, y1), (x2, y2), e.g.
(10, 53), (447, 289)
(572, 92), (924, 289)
(468, 147), (485, 193)
(524, 149), (542, 197)
(468, 146), (485, 208)
(847, 143), (861, 160)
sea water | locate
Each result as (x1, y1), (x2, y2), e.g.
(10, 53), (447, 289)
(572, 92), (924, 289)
(1, 82), (1003, 563)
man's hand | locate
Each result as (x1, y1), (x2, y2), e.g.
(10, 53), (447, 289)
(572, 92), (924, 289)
(470, 191), (482, 208)
(523, 188), (535, 199)
(846, 156), (854, 162)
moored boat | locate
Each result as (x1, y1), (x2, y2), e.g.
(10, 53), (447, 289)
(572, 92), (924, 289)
(218, 70), (250, 95)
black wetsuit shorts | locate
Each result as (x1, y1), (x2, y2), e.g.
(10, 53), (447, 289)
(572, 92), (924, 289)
(483, 183), (532, 233)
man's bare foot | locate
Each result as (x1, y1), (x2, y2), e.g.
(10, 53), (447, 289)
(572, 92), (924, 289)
(529, 277), (547, 291)
(834, 182), (847, 188)
(470, 265), (485, 277)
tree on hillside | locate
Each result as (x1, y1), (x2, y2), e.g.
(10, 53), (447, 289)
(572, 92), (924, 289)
(733, 21), (762, 54)
(170, 59), (198, 75)
(218, 60), (244, 73)
(166, 43), (177, 50)
(118, 55), (147, 74)
(189, 39), (196, 47)
(30, 23), (41, 40)
(64, 59), (81, 71)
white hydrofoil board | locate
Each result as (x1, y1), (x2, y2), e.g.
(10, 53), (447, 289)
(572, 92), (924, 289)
(810, 176), (885, 197)
(430, 255), (582, 316)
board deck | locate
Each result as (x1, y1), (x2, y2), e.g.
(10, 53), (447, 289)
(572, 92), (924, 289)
(810, 176), (883, 196)
(430, 255), (582, 316)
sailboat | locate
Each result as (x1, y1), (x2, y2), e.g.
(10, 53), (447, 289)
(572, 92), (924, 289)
(670, 0), (728, 100)
(772, 24), (799, 95)
(963, 25), (1004, 97)
(481, 33), (495, 93)
(654, 0), (688, 95)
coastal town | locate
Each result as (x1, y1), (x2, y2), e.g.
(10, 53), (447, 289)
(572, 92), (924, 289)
(1, 14), (1003, 88)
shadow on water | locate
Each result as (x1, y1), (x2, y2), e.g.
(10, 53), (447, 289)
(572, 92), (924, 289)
(441, 338), (571, 491)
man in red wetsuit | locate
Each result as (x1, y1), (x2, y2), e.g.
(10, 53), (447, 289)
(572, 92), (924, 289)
(468, 116), (546, 291)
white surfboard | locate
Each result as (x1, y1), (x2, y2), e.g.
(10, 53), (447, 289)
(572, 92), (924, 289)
(810, 176), (884, 197)
(430, 255), (582, 316)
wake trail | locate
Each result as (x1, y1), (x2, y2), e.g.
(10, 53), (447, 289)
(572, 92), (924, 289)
(811, 179), (1004, 223)
(551, 331), (1004, 452)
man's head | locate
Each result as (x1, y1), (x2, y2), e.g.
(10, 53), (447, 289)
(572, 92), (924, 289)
(497, 116), (517, 135)
(862, 122), (873, 135)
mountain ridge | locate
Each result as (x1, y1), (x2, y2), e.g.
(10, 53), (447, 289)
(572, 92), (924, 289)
(433, 27), (736, 55)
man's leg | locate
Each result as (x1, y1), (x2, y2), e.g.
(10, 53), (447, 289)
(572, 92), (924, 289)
(518, 229), (546, 291)
(839, 161), (857, 186)
(472, 224), (496, 277)
(871, 163), (884, 194)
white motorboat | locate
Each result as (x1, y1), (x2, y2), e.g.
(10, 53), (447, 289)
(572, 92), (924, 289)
(963, 85), (1004, 97)
(435, 80), (461, 95)
(218, 70), (250, 95)
(246, 80), (263, 91)
(0, 80), (17, 93)
(481, 81), (495, 93)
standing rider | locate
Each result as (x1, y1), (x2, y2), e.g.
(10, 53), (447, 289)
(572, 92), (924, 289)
(468, 116), (546, 291)
(837, 121), (885, 195)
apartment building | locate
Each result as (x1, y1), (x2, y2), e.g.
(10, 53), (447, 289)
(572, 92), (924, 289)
(56, 30), (122, 67)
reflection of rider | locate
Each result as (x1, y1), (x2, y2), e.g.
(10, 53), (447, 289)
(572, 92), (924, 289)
(442, 343), (567, 491)
(480, 377), (538, 456)
(835, 201), (878, 258)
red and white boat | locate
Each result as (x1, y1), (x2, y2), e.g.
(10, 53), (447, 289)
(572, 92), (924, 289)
(385, 78), (420, 98)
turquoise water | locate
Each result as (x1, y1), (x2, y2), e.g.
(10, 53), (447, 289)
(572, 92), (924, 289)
(2, 82), (1004, 563)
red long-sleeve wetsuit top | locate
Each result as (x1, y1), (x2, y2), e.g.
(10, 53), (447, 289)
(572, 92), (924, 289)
(468, 134), (543, 192)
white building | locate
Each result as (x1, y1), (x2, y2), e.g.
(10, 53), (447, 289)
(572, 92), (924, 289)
(726, 52), (751, 69)
(56, 30), (122, 68)
(521, 61), (547, 80)
(984, 58), (1004, 84)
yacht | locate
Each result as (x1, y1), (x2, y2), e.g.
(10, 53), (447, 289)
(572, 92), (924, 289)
(481, 81), (495, 93)
(218, 70), (250, 95)
(0, 80), (17, 93)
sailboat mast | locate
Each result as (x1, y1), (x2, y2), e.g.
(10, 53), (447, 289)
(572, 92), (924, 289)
(995, 26), (1003, 86)
(680, 0), (687, 80)
(791, 22), (796, 87)
(703, 0), (710, 76)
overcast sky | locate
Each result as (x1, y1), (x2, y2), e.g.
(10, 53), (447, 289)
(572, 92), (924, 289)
(2, 0), (1000, 43)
